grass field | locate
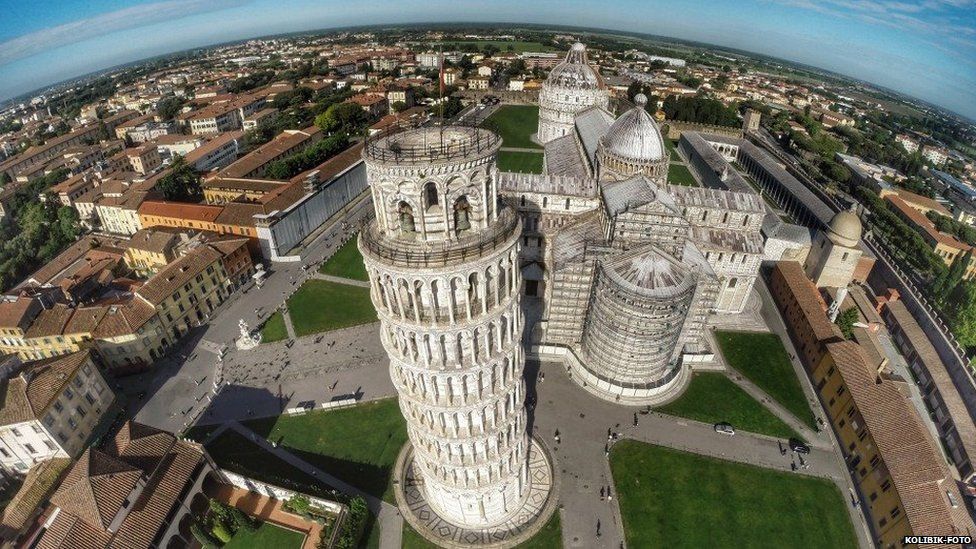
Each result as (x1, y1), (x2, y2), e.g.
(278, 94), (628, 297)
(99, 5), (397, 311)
(664, 138), (679, 156)
(224, 521), (305, 549)
(715, 331), (817, 429)
(204, 430), (340, 497)
(668, 163), (698, 186)
(434, 40), (556, 52)
(286, 280), (376, 337)
(656, 373), (799, 439)
(260, 311), (288, 343)
(246, 398), (408, 502)
(319, 237), (368, 281)
(483, 105), (541, 149)
(611, 440), (856, 548)
(402, 512), (561, 548)
(497, 150), (544, 174)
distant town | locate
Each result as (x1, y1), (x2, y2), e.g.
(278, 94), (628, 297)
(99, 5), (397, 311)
(0, 24), (973, 549)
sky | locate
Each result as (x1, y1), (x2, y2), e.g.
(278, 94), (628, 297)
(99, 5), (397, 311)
(0, 0), (974, 119)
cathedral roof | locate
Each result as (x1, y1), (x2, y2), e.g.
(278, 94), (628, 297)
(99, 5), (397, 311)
(605, 245), (696, 297)
(600, 95), (667, 164)
(545, 43), (603, 90)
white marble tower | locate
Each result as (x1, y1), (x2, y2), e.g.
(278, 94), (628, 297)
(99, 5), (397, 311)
(358, 125), (542, 529)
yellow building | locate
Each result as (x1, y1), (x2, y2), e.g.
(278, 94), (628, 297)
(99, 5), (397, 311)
(812, 342), (974, 547)
(123, 228), (181, 276)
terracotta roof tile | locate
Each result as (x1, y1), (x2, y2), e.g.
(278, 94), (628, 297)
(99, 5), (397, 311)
(0, 351), (92, 425)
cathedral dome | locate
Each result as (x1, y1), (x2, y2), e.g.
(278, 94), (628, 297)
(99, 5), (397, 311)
(601, 95), (666, 163)
(827, 209), (862, 247)
(545, 43), (602, 90)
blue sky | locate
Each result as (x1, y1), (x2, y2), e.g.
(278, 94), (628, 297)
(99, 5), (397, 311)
(0, 0), (974, 119)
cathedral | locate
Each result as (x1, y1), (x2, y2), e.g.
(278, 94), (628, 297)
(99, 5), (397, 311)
(500, 43), (766, 405)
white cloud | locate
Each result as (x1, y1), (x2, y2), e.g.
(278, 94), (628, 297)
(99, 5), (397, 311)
(0, 0), (250, 66)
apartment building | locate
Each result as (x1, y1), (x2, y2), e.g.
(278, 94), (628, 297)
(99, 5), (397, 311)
(885, 194), (976, 278)
(187, 93), (266, 135)
(217, 126), (322, 180)
(0, 351), (115, 475)
(0, 125), (102, 181)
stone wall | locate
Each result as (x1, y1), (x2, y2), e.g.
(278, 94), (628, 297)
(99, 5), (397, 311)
(666, 121), (743, 141)
(218, 469), (345, 515)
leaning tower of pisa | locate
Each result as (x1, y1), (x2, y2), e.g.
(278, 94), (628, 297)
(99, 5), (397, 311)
(358, 125), (553, 545)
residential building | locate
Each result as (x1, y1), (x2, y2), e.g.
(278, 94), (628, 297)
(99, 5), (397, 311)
(895, 134), (919, 154)
(769, 261), (844, 372)
(123, 228), (182, 276)
(885, 194), (976, 277)
(0, 351), (115, 475)
(182, 132), (241, 172)
(241, 108), (278, 130)
(467, 76), (490, 90)
(125, 145), (161, 175)
(35, 422), (213, 549)
(922, 144), (949, 166)
(811, 341), (974, 546)
(218, 127), (321, 180)
(347, 93), (387, 118)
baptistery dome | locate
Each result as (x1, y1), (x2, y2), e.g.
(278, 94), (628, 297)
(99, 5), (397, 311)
(546, 42), (602, 90)
(537, 43), (610, 144)
(596, 95), (670, 181)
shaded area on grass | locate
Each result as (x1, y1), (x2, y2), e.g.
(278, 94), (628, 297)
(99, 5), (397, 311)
(610, 440), (856, 548)
(497, 150), (544, 174)
(260, 311), (288, 343)
(715, 330), (817, 429)
(667, 163), (698, 186)
(656, 373), (800, 440)
(245, 398), (408, 503)
(224, 521), (305, 549)
(319, 236), (368, 281)
(287, 279), (376, 337)
(483, 105), (542, 149)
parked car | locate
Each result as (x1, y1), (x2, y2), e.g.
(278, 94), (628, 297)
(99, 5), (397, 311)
(789, 437), (811, 454)
(714, 422), (735, 436)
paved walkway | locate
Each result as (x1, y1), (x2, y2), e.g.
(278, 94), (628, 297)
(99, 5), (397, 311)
(722, 370), (825, 446)
(229, 421), (404, 549)
(312, 273), (371, 288)
(206, 481), (324, 549)
(281, 305), (298, 340)
(499, 146), (543, 154)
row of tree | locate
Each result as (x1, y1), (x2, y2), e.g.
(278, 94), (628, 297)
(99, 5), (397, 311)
(265, 133), (351, 181)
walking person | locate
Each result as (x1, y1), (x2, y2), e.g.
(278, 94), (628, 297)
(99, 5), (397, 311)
(600, 487), (605, 500)
(596, 520), (601, 537)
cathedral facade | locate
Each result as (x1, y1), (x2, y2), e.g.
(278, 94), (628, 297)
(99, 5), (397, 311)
(501, 45), (766, 405)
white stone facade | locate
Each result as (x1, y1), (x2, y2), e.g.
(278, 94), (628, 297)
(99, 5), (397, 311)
(537, 44), (610, 144)
(359, 126), (542, 528)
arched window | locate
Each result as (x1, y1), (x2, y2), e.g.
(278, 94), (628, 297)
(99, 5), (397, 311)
(454, 196), (471, 234)
(424, 182), (438, 209)
(398, 201), (415, 233)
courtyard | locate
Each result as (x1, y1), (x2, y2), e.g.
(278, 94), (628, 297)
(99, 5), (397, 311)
(610, 440), (857, 548)
(715, 330), (817, 429)
(223, 520), (306, 549)
(668, 162), (698, 186)
(656, 372), (800, 439)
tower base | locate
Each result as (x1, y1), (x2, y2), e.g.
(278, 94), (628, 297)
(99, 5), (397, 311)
(393, 438), (557, 548)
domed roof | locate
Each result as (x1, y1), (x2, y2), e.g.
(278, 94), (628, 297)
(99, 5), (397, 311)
(827, 209), (862, 247)
(545, 43), (602, 90)
(601, 95), (666, 163)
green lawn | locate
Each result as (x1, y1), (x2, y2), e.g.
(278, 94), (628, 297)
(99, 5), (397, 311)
(664, 137), (679, 156)
(286, 279), (376, 337)
(204, 430), (342, 498)
(715, 331), (817, 429)
(656, 373), (800, 440)
(668, 163), (698, 186)
(611, 440), (856, 549)
(497, 150), (544, 174)
(402, 512), (561, 548)
(483, 105), (541, 149)
(319, 237), (368, 281)
(224, 521), (305, 549)
(260, 311), (288, 343)
(246, 398), (408, 503)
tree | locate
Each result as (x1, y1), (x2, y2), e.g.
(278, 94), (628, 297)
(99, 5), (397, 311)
(947, 280), (976, 348)
(835, 307), (859, 340)
(390, 101), (408, 114)
(314, 102), (367, 134)
(155, 96), (185, 120)
(156, 156), (202, 202)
